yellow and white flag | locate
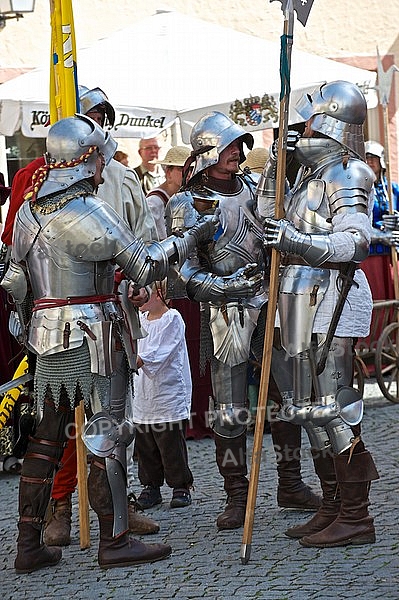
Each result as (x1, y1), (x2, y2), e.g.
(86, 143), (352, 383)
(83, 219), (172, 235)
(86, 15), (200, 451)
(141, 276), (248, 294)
(49, 0), (79, 123)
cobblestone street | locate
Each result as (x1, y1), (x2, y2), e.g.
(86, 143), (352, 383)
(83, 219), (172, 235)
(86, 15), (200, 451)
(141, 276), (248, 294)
(1, 381), (398, 599)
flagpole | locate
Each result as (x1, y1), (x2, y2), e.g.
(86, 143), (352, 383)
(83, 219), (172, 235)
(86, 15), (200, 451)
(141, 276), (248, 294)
(49, 0), (90, 550)
(383, 106), (399, 300)
(376, 48), (399, 300)
(240, 0), (295, 565)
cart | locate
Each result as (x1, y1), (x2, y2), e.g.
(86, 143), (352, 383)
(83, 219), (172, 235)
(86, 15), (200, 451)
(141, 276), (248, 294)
(355, 299), (399, 403)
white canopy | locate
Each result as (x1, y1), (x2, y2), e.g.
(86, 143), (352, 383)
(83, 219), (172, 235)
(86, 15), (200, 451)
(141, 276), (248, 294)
(0, 10), (377, 141)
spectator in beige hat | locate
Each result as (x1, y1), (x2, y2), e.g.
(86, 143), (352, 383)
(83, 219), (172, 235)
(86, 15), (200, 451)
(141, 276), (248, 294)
(241, 147), (269, 182)
(146, 146), (191, 239)
(114, 150), (129, 167)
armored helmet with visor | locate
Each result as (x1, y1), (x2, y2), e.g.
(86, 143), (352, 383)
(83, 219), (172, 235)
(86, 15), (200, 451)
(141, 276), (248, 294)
(295, 80), (367, 159)
(190, 111), (254, 178)
(37, 113), (117, 198)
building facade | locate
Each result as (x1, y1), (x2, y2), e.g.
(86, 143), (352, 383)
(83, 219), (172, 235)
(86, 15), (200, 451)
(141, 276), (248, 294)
(0, 0), (398, 184)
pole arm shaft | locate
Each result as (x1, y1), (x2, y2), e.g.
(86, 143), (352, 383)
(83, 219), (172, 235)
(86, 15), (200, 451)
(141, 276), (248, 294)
(241, 7), (294, 565)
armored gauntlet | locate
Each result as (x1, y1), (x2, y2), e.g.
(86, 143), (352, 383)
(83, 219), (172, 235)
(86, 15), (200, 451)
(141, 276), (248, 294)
(263, 217), (334, 267)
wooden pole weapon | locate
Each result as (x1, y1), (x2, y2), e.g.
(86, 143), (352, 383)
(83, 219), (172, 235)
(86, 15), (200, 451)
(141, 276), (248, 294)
(240, 0), (295, 565)
(376, 48), (399, 299)
(49, 0), (89, 549)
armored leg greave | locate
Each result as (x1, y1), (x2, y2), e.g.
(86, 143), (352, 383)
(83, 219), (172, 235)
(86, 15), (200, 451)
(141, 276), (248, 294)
(83, 349), (135, 537)
(210, 359), (249, 438)
(88, 460), (171, 568)
(209, 357), (249, 530)
(267, 375), (321, 511)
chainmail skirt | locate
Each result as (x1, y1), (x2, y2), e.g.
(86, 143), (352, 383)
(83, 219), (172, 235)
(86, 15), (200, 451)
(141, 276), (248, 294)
(34, 341), (111, 411)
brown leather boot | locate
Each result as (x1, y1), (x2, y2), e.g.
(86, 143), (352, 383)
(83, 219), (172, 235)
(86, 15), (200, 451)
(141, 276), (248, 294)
(14, 417), (69, 574)
(127, 495), (160, 535)
(43, 494), (72, 546)
(271, 419), (322, 511)
(215, 433), (249, 530)
(300, 450), (379, 548)
(15, 522), (62, 574)
(15, 477), (63, 574)
(89, 460), (171, 567)
(98, 515), (171, 568)
(285, 451), (340, 539)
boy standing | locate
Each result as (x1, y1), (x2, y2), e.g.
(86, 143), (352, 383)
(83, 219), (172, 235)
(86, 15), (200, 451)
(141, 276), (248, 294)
(134, 282), (193, 509)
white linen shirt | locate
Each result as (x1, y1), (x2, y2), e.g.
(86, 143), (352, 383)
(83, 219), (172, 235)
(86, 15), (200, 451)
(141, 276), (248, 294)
(133, 308), (192, 424)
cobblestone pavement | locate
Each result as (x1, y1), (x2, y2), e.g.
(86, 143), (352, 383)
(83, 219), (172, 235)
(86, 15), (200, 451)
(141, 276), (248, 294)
(0, 381), (398, 600)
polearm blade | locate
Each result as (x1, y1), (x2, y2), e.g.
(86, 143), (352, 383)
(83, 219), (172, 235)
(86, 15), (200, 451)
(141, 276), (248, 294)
(241, 0), (315, 565)
(376, 46), (399, 109)
(376, 47), (399, 299)
(270, 0), (315, 26)
(0, 373), (33, 397)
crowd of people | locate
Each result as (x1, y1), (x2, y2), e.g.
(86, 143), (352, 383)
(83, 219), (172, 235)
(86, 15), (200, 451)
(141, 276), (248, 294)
(0, 78), (391, 573)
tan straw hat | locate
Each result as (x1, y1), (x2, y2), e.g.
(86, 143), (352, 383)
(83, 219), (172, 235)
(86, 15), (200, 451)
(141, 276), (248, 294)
(241, 147), (269, 174)
(150, 146), (191, 167)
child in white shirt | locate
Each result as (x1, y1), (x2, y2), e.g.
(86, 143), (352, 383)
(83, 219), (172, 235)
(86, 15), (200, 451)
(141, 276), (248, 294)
(134, 281), (193, 509)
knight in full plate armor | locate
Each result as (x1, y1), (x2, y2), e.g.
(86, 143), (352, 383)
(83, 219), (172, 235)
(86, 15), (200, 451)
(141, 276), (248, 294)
(258, 80), (379, 548)
(165, 111), (321, 531)
(1, 114), (215, 573)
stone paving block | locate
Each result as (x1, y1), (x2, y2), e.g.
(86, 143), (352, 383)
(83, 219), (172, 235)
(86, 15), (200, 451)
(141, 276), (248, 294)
(0, 382), (398, 599)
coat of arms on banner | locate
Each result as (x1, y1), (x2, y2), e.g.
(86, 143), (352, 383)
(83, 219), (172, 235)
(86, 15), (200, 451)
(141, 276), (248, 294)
(229, 94), (279, 128)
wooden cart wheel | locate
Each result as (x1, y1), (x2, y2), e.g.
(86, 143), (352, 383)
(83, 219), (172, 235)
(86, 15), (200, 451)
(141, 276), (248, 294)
(375, 322), (399, 403)
(353, 355), (365, 396)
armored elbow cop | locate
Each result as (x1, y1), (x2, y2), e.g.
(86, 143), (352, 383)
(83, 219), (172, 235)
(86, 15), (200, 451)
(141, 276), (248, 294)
(118, 216), (215, 286)
(351, 231), (369, 261)
(161, 215), (216, 268)
(256, 152), (278, 219)
(1, 260), (28, 304)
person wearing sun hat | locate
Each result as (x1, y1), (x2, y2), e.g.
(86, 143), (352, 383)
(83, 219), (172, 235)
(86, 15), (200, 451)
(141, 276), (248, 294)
(146, 146), (191, 240)
(240, 147), (269, 180)
(146, 144), (216, 445)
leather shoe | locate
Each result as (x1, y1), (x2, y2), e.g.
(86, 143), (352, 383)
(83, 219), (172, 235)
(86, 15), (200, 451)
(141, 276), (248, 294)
(170, 488), (191, 508)
(127, 494), (160, 534)
(99, 535), (171, 568)
(136, 486), (162, 510)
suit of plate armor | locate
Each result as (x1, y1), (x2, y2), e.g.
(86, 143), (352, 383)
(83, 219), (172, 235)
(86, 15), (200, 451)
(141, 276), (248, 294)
(2, 114), (215, 572)
(166, 112), (272, 530)
(167, 112), (323, 526)
(257, 81), (379, 548)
